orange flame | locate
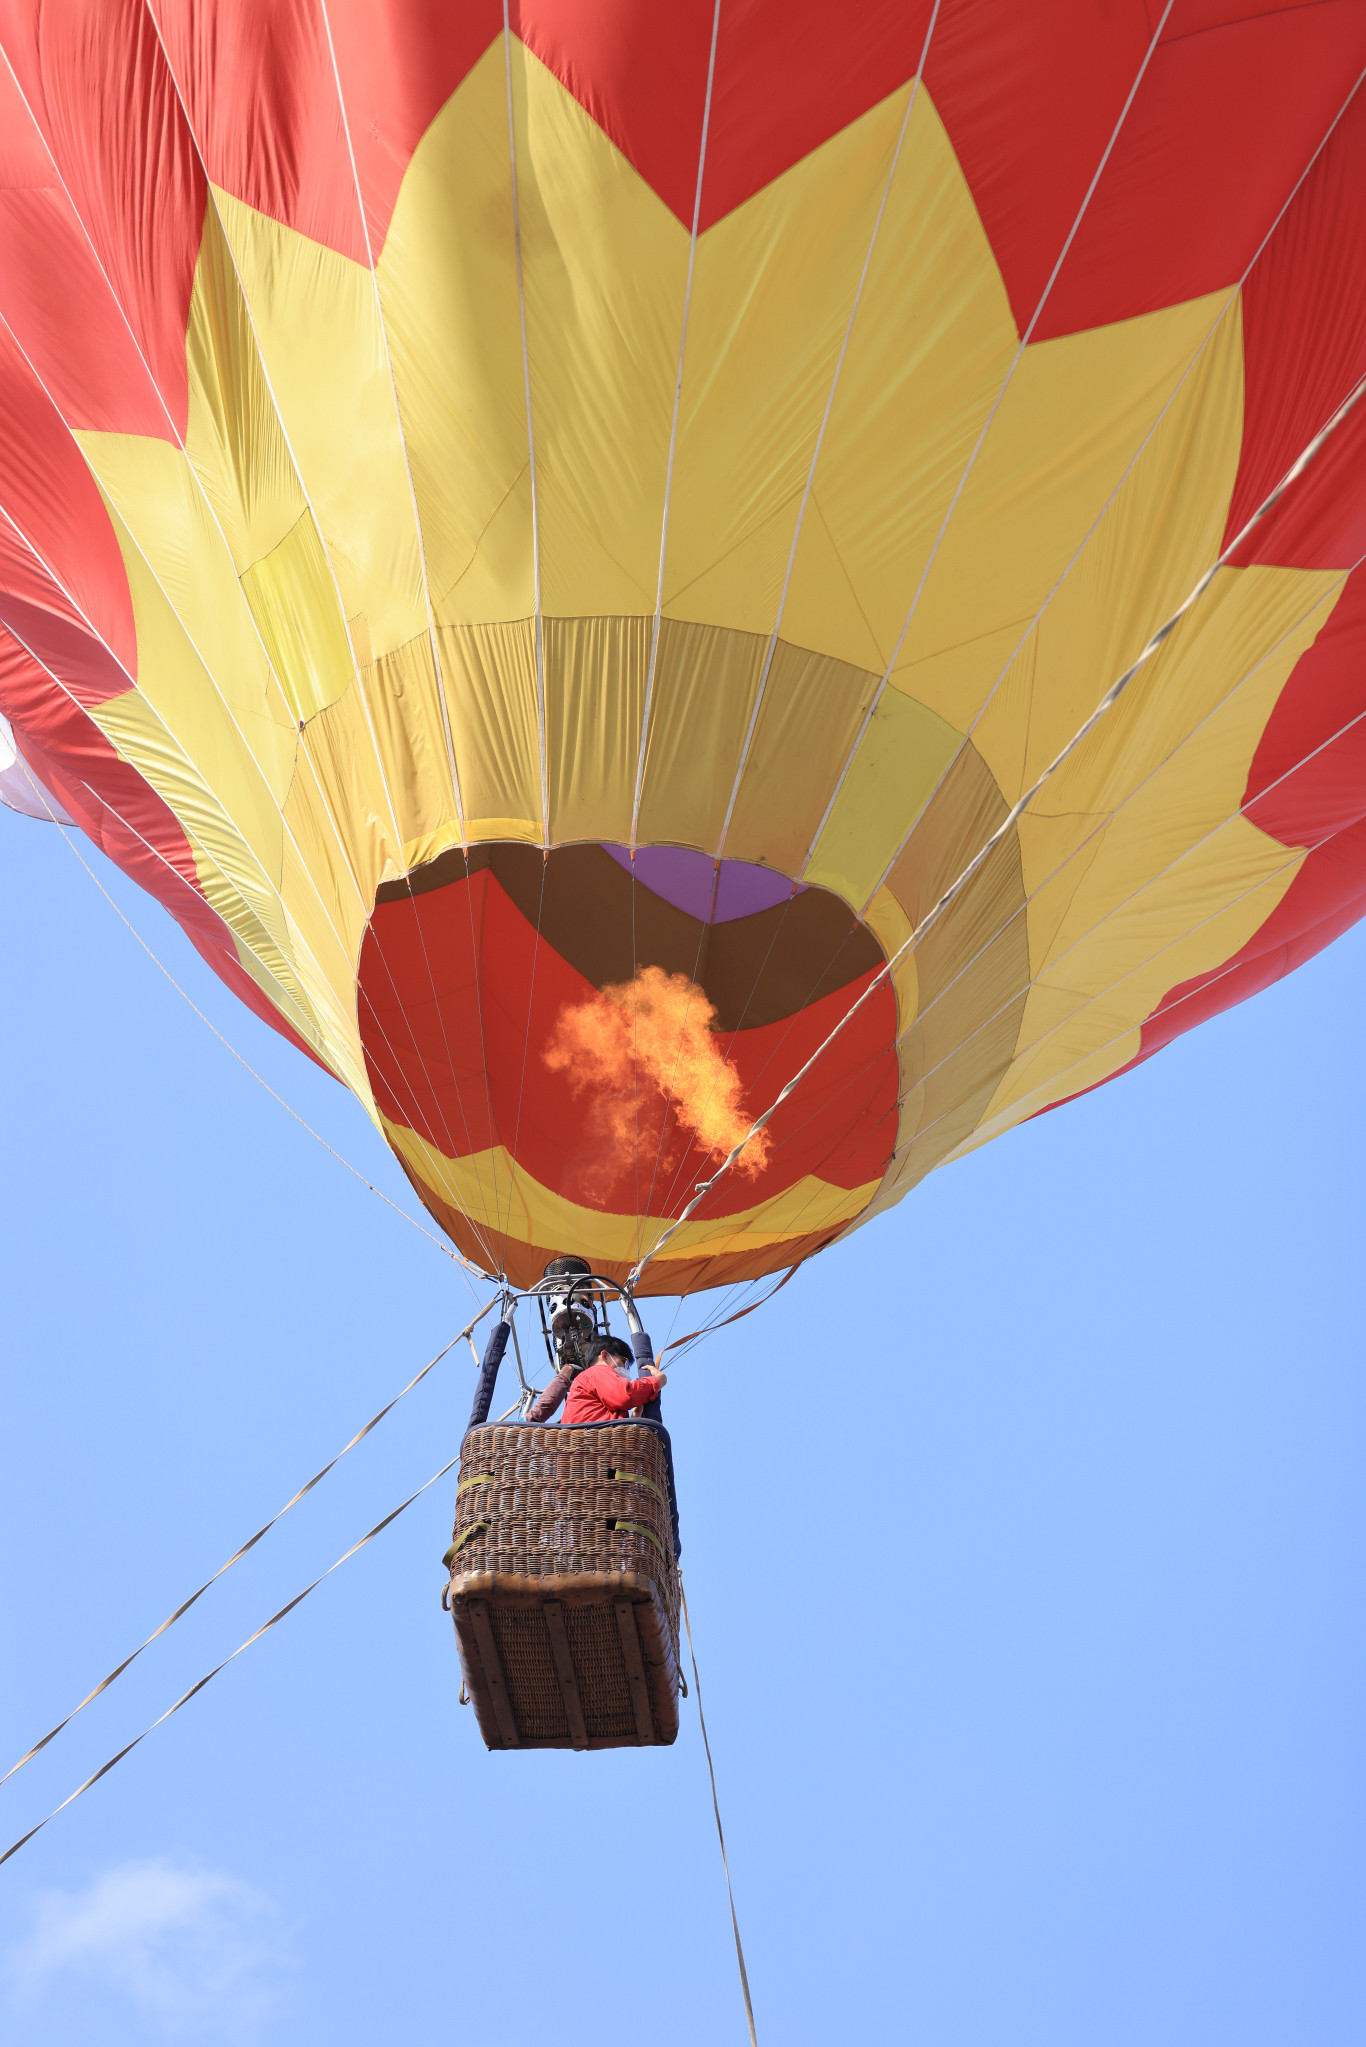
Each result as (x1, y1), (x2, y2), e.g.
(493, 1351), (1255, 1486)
(543, 966), (770, 1202)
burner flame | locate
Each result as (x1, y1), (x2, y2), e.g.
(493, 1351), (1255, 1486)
(542, 966), (770, 1202)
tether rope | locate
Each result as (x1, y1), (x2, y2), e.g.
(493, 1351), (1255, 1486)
(682, 1583), (759, 2047)
(628, 356), (1366, 1290)
(0, 1456), (460, 1871)
(0, 1300), (499, 1794)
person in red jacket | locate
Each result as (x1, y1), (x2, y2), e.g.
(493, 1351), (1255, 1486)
(562, 1336), (666, 1426)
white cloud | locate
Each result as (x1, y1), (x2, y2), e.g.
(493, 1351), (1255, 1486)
(7, 1857), (296, 2041)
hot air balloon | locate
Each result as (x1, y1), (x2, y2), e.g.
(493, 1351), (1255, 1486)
(2, 0), (1364, 1311)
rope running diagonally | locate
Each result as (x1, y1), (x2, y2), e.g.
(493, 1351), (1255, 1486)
(627, 356), (1366, 1290)
(682, 1584), (759, 2047)
(27, 785), (488, 1281)
(0, 1298), (500, 1793)
(656, 1267), (798, 1365)
(0, 1456), (462, 1871)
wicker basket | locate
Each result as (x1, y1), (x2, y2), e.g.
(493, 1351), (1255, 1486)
(443, 1420), (682, 1751)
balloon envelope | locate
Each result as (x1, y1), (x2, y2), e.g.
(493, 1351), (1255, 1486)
(1, 2), (1364, 1289)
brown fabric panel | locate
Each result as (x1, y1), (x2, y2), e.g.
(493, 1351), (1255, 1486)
(885, 740), (1011, 925)
(636, 618), (767, 850)
(724, 640), (877, 876)
(877, 994), (1031, 1204)
(376, 841), (883, 1030)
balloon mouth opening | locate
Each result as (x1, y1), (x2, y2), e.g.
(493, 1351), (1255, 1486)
(357, 839), (900, 1289)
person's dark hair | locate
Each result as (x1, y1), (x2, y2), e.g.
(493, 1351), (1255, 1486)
(585, 1335), (633, 1369)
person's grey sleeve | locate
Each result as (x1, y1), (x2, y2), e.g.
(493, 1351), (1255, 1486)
(526, 1369), (571, 1424)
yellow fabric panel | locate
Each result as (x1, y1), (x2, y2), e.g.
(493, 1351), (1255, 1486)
(184, 206), (307, 570)
(1020, 563), (1340, 968)
(660, 84), (914, 636)
(814, 289), (1241, 898)
(777, 89), (1016, 668)
(214, 187), (429, 661)
(635, 618), (766, 849)
(381, 1115), (874, 1266)
(969, 819), (1303, 1141)
(851, 568), (1333, 1220)
(288, 665), (407, 903)
(895, 291), (1239, 680)
(975, 564), (1342, 1119)
(240, 511), (355, 727)
(511, 43), (684, 617)
(884, 618), (1036, 757)
(89, 688), (352, 1066)
(544, 614), (650, 845)
(75, 435), (300, 804)
(81, 485), (297, 901)
(377, 41), (535, 626)
(805, 689), (961, 906)
(973, 307), (1246, 806)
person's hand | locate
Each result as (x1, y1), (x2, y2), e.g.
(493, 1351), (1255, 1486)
(654, 1371), (668, 1390)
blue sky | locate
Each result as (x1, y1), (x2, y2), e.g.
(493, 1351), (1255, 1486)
(1, 806), (1362, 2047)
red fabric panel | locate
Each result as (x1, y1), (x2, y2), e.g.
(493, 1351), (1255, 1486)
(359, 865), (899, 1221)
(926, 0), (1366, 342)
(154, 0), (370, 264)
(322, 0), (502, 258)
(0, 59), (169, 438)
(0, 0), (205, 438)
(1243, 567), (1366, 846)
(515, 0), (936, 232)
(1135, 822), (1366, 1066)
(1222, 88), (1366, 570)
(326, 1), (933, 254)
(0, 324), (138, 685)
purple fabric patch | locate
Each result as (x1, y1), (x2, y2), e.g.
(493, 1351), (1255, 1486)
(601, 844), (801, 923)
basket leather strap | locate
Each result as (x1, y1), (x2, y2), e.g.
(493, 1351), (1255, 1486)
(455, 1472), (496, 1498)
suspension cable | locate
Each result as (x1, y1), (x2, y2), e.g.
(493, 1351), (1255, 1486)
(0, 1298), (498, 1794)
(26, 788), (490, 1282)
(682, 1583), (759, 2047)
(0, 1456), (461, 1871)
(628, 359), (1366, 1289)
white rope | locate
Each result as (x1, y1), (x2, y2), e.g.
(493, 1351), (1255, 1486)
(0, 48), (470, 1180)
(24, 779), (487, 1278)
(0, 1301), (498, 1793)
(501, 1), (549, 847)
(139, 0), (506, 1269)
(681, 1585), (759, 2047)
(802, 0), (1176, 872)
(628, 359), (1366, 1287)
(315, 0), (468, 842)
(630, 0), (723, 847)
(714, 0), (943, 860)
(0, 1457), (461, 1869)
(877, 692), (1366, 1183)
(858, 60), (1366, 919)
